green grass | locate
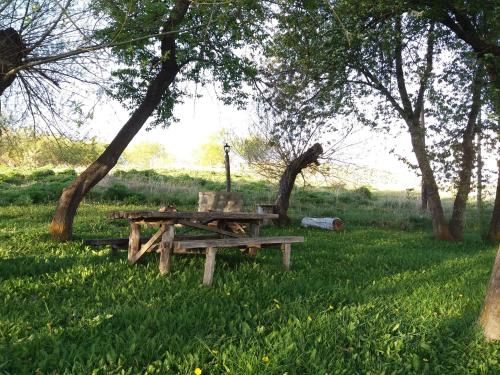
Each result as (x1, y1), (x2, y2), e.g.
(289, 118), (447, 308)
(0, 167), (498, 373)
(1, 201), (499, 374)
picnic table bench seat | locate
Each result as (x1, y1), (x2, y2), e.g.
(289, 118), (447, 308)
(173, 235), (304, 285)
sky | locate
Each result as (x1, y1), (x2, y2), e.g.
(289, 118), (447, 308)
(87, 84), (422, 191)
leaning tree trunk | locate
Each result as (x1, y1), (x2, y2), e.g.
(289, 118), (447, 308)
(449, 68), (482, 240)
(421, 180), (429, 210)
(50, 0), (190, 241)
(408, 121), (453, 240)
(0, 28), (26, 96)
(274, 143), (323, 225)
(479, 244), (500, 340)
(488, 160), (500, 244)
(50, 66), (178, 240)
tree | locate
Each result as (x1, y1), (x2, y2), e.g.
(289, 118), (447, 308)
(0, 127), (105, 167)
(0, 0), (109, 129)
(50, 0), (267, 240)
(195, 132), (226, 168)
(121, 141), (173, 169)
(404, 0), (500, 243)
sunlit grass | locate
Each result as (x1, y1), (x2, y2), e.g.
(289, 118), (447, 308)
(1, 202), (499, 374)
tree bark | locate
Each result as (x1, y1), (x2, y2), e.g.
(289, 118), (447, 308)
(488, 160), (500, 244)
(50, 0), (190, 241)
(449, 67), (483, 240)
(480, 244), (500, 340)
(0, 28), (26, 96)
(408, 120), (453, 240)
(421, 180), (428, 210)
(274, 143), (323, 225)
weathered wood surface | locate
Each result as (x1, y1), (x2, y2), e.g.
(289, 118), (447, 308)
(128, 223), (140, 264)
(198, 191), (243, 212)
(178, 219), (243, 238)
(159, 225), (174, 275)
(175, 236), (304, 250)
(130, 225), (167, 264)
(203, 247), (217, 286)
(256, 204), (276, 226)
(301, 217), (344, 231)
(84, 234), (221, 249)
(282, 243), (291, 271)
(108, 210), (278, 221)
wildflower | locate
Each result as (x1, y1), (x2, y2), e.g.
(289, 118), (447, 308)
(262, 355), (270, 364)
(194, 367), (202, 375)
(307, 315), (313, 321)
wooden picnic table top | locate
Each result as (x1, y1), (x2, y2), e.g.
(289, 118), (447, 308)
(107, 210), (279, 221)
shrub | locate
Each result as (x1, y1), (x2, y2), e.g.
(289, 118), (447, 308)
(355, 186), (373, 200)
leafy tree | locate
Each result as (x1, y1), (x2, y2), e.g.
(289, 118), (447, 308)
(121, 141), (173, 169)
(50, 0), (268, 240)
(0, 128), (105, 167)
(0, 0), (109, 129)
(195, 133), (225, 168)
(267, 1), (493, 240)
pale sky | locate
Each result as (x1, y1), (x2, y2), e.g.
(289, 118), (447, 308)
(87, 85), (423, 190)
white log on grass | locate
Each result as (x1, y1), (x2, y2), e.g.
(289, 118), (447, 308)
(301, 217), (344, 231)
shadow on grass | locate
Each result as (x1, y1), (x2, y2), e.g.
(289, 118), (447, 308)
(0, 253), (118, 280)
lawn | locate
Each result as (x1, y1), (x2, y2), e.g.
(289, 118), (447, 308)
(0, 169), (499, 374)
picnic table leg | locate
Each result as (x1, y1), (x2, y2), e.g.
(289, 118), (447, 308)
(282, 243), (291, 271)
(248, 222), (260, 257)
(159, 224), (174, 275)
(128, 222), (140, 264)
(203, 247), (217, 286)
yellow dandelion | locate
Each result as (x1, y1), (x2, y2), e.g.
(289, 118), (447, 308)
(262, 355), (270, 364)
(194, 367), (202, 375)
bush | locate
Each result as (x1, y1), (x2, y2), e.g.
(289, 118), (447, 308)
(102, 183), (146, 203)
(30, 169), (55, 180)
(355, 186), (373, 200)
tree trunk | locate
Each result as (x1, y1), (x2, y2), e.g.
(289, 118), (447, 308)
(419, 103), (428, 211)
(449, 68), (482, 240)
(50, 0), (190, 241)
(0, 28), (26, 96)
(408, 121), (453, 240)
(274, 143), (323, 225)
(479, 244), (500, 340)
(421, 180), (429, 210)
(476, 126), (484, 233)
(488, 160), (500, 243)
(50, 66), (178, 240)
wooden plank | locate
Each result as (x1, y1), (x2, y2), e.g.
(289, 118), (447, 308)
(83, 234), (221, 250)
(282, 243), (291, 271)
(248, 219), (260, 257)
(128, 223), (140, 264)
(131, 226), (167, 264)
(175, 236), (304, 250)
(108, 210), (278, 221)
(159, 225), (174, 275)
(249, 222), (260, 237)
(178, 220), (243, 238)
(203, 247), (217, 286)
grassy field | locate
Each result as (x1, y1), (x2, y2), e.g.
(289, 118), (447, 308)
(0, 168), (499, 374)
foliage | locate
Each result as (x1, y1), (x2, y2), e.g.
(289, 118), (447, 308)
(120, 141), (173, 169)
(0, 128), (106, 168)
(195, 133), (226, 168)
(0, 199), (499, 373)
(0, 0), (107, 130)
(94, 0), (268, 128)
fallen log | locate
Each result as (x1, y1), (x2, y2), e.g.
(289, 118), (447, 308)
(301, 217), (344, 231)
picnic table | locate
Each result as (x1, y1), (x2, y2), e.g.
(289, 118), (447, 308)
(107, 210), (304, 285)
